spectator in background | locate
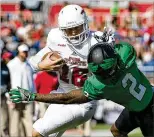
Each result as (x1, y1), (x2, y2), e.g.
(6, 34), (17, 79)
(150, 42), (154, 57)
(2, 52), (13, 64)
(133, 43), (144, 66)
(35, 71), (58, 95)
(141, 43), (154, 87)
(7, 44), (35, 137)
(110, 1), (119, 17)
(143, 50), (154, 66)
(110, 1), (120, 27)
(34, 71), (58, 120)
(132, 9), (140, 30)
(0, 54), (11, 137)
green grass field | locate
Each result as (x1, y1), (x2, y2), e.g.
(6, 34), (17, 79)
(93, 124), (142, 137)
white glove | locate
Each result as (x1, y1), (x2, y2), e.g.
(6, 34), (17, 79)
(94, 27), (115, 47)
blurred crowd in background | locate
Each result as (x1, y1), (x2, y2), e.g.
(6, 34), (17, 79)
(0, 0), (154, 137)
(1, 0), (154, 71)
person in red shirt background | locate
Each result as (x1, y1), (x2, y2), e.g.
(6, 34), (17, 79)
(33, 71), (58, 121)
(35, 71), (58, 94)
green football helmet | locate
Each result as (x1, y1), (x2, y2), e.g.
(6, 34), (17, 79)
(88, 42), (118, 79)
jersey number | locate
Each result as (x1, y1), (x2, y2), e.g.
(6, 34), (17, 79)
(122, 73), (146, 101)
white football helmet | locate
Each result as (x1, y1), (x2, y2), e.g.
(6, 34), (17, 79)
(58, 5), (90, 46)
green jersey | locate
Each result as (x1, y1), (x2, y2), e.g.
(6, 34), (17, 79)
(83, 42), (153, 111)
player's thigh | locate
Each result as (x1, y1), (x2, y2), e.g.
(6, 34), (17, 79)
(139, 113), (154, 136)
(67, 101), (96, 125)
(115, 108), (138, 134)
(139, 96), (154, 136)
(33, 103), (96, 136)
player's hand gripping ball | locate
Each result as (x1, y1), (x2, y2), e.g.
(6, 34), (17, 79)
(40, 51), (65, 71)
(42, 51), (65, 64)
(50, 51), (62, 61)
(42, 51), (60, 60)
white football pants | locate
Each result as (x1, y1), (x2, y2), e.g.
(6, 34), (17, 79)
(33, 101), (97, 137)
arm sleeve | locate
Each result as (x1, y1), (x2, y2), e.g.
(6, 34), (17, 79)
(82, 76), (104, 100)
(28, 47), (50, 71)
(28, 30), (53, 72)
(115, 42), (136, 68)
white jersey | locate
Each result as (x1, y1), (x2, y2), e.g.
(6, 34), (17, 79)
(29, 28), (103, 92)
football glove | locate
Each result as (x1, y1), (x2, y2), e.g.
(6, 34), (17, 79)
(94, 27), (115, 47)
(9, 87), (36, 103)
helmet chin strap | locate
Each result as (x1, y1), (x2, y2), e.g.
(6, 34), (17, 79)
(67, 28), (89, 46)
(68, 37), (82, 46)
(67, 35), (84, 47)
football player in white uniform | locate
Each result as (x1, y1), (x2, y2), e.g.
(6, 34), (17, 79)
(23, 5), (115, 137)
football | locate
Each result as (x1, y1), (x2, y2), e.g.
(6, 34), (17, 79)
(50, 51), (61, 61)
(88, 46), (104, 64)
(41, 51), (62, 61)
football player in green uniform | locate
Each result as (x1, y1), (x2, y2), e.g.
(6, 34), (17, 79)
(9, 41), (154, 137)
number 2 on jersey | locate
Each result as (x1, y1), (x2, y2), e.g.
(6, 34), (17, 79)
(122, 73), (146, 101)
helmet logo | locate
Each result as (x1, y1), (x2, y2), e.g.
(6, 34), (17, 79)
(84, 91), (89, 97)
(67, 21), (76, 25)
(81, 9), (85, 14)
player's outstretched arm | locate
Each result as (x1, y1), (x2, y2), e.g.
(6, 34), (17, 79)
(9, 87), (89, 104)
(35, 89), (89, 104)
